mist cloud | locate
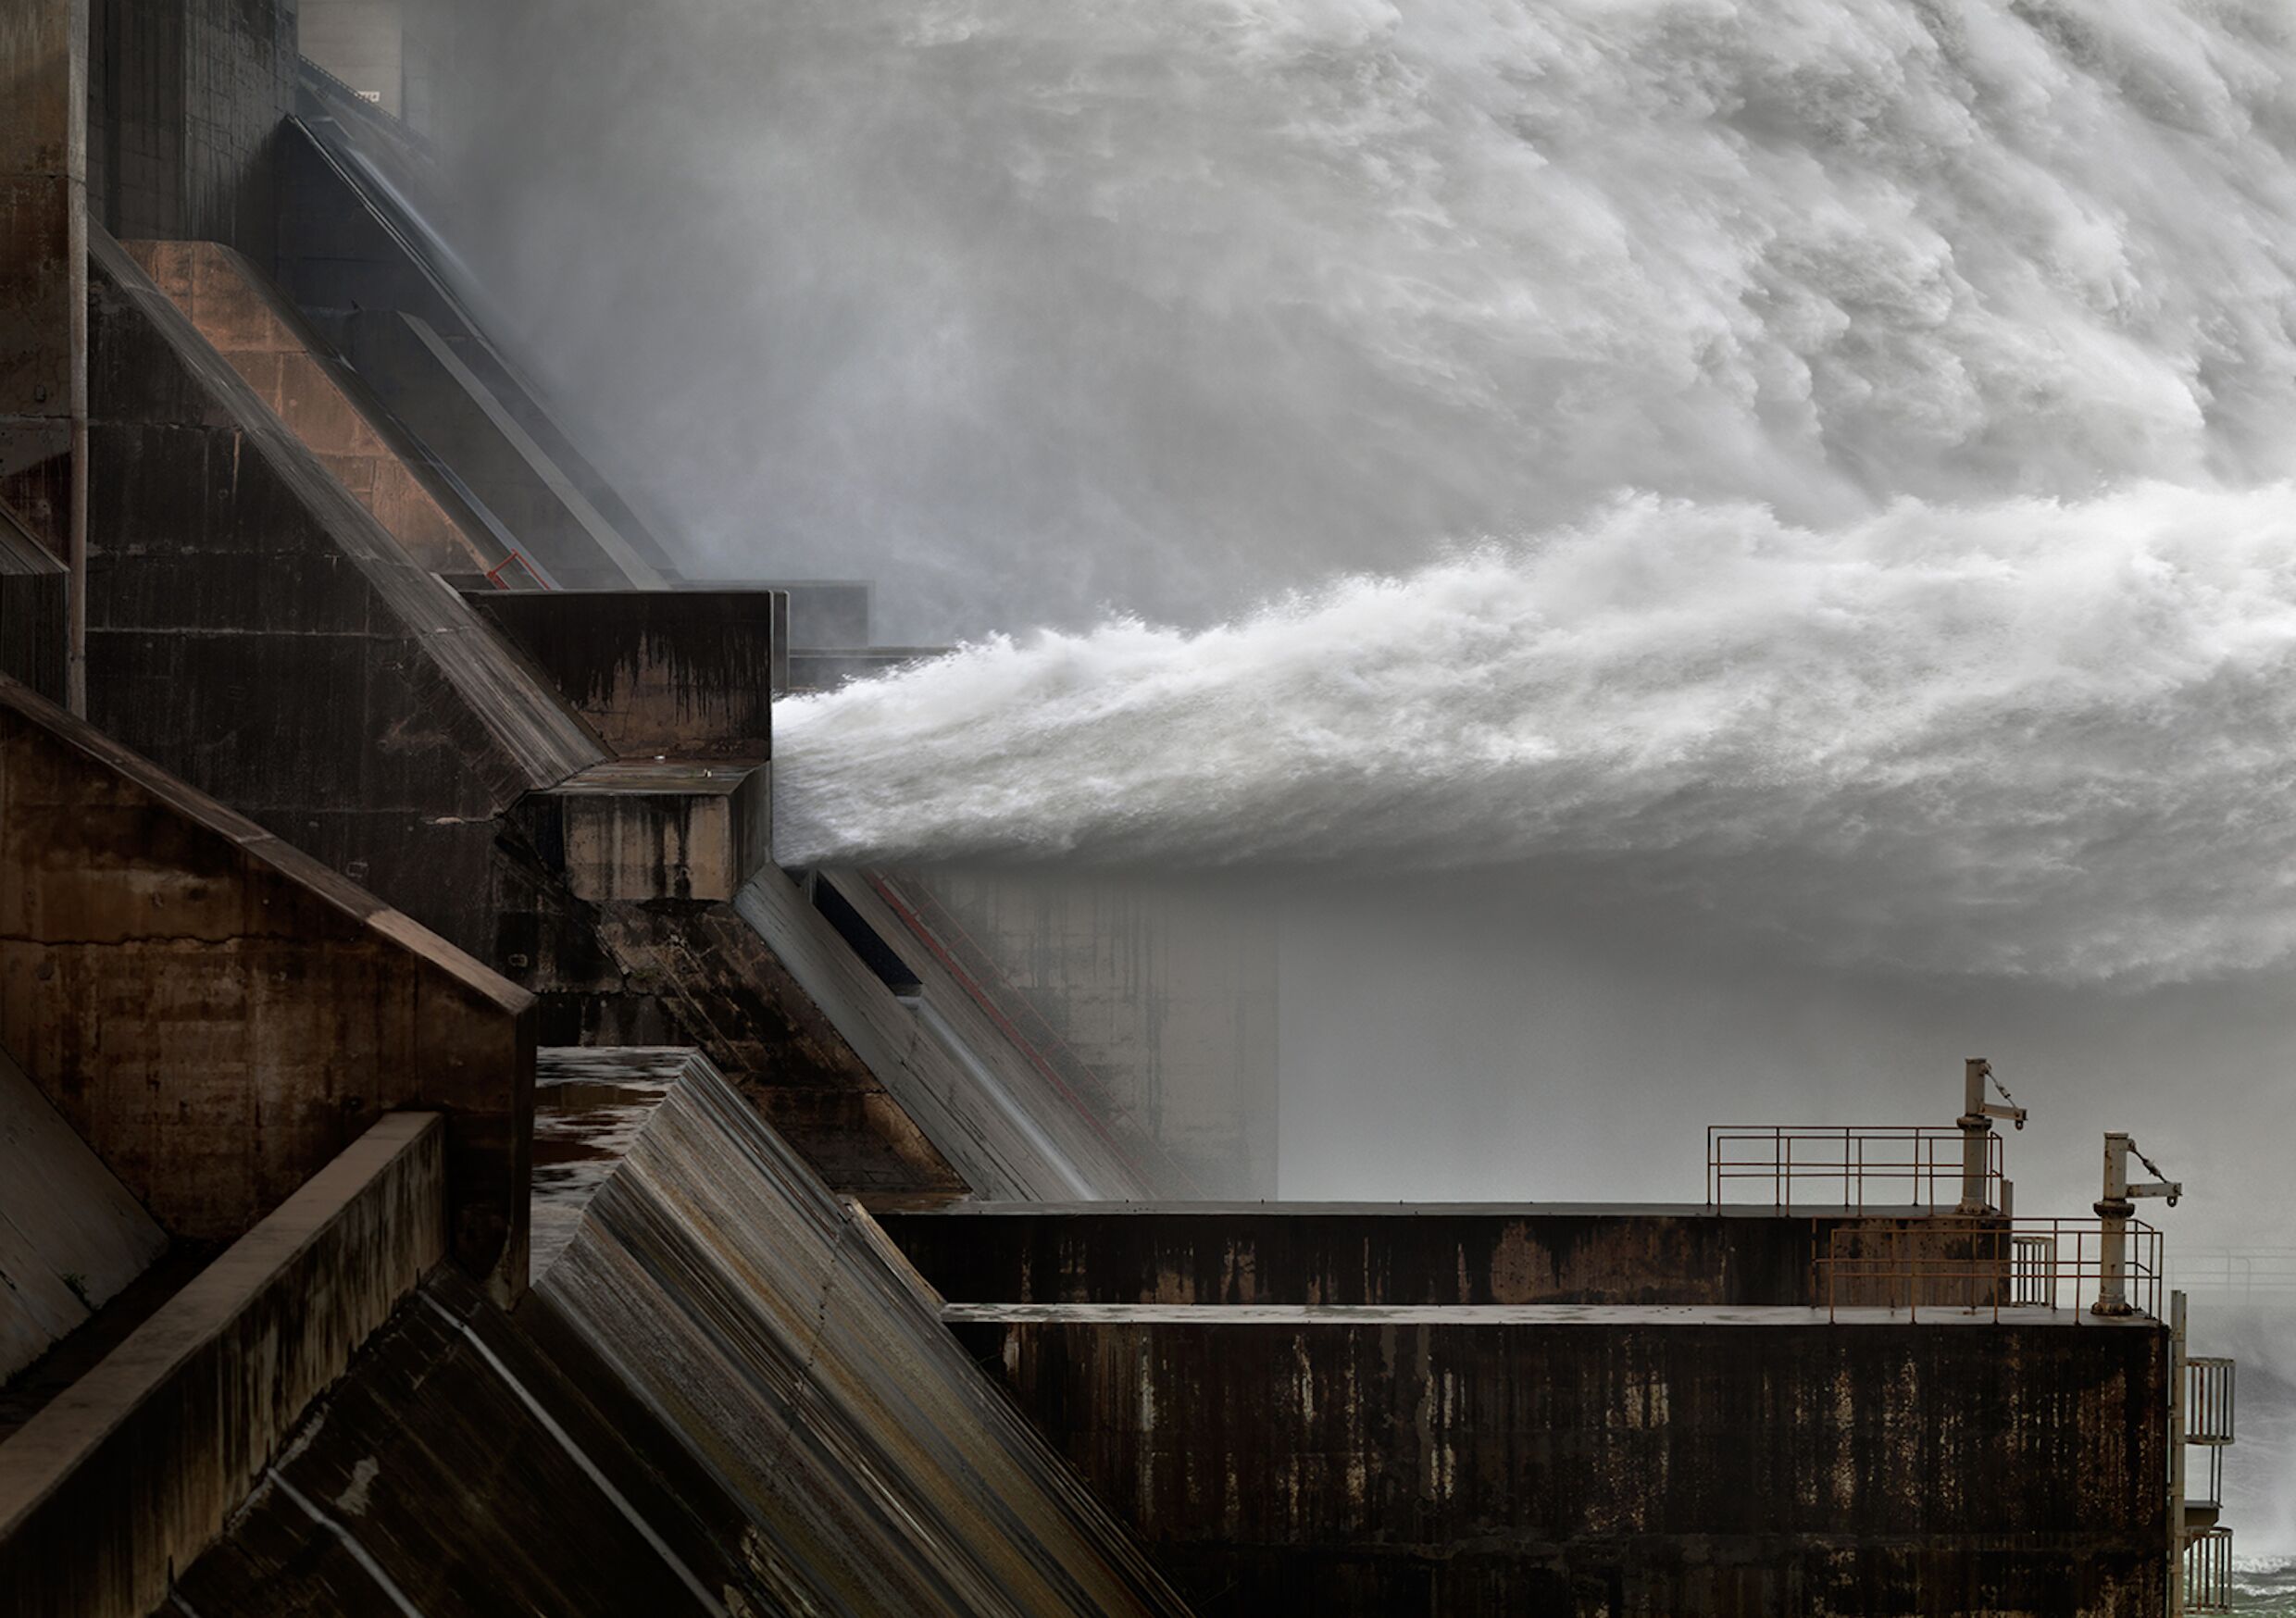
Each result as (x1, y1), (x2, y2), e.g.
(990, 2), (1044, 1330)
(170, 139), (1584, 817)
(450, 0), (2296, 640)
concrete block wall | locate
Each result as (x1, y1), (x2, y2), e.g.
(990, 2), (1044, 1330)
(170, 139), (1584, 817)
(87, 0), (294, 264)
(0, 1111), (444, 1618)
(84, 229), (607, 959)
(124, 237), (496, 574)
(955, 1307), (2171, 1617)
(506, 877), (970, 1202)
(0, 674), (532, 1295)
(298, 0), (403, 114)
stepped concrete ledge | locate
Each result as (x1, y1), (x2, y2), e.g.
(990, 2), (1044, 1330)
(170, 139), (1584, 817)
(0, 1111), (443, 1618)
(0, 673), (533, 1298)
(517, 760), (769, 903)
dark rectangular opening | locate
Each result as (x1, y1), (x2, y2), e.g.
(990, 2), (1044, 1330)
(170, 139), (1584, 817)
(811, 876), (922, 995)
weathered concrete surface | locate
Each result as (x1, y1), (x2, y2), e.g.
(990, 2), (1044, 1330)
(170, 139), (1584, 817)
(0, 1111), (443, 1618)
(903, 870), (1280, 1196)
(124, 237), (496, 574)
(0, 0), (85, 559)
(505, 880), (968, 1202)
(521, 1046), (1193, 1616)
(85, 226), (608, 957)
(810, 869), (1172, 1200)
(515, 761), (769, 904)
(0, 1045), (166, 1385)
(466, 588), (779, 760)
(167, 1266), (771, 1617)
(955, 1304), (2169, 1617)
(0, 501), (65, 701)
(0, 0), (87, 579)
(0, 674), (532, 1294)
(882, 1203), (2008, 1309)
(85, 0), (295, 265)
(733, 866), (1157, 1200)
(278, 105), (680, 588)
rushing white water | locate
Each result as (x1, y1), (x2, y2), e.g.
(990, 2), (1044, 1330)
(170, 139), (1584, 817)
(706, 0), (2296, 989)
(778, 482), (2296, 981)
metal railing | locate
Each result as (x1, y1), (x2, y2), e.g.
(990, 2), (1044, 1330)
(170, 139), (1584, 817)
(2187, 1356), (2237, 1446)
(2168, 1248), (2296, 1307)
(2010, 1233), (2059, 1306)
(1707, 1124), (1999, 1211)
(1815, 1217), (2165, 1322)
(2182, 1525), (2233, 1613)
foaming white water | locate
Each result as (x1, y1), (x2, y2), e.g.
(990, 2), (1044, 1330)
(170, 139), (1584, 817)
(459, 0), (2296, 639)
(779, 483), (2296, 982)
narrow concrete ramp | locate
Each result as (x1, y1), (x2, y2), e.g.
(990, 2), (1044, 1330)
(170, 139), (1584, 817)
(281, 67), (685, 589)
(736, 868), (1164, 1201)
(0, 1049), (166, 1386)
(526, 1046), (1192, 1616)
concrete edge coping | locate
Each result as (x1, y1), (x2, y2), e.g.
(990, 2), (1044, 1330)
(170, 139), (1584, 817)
(0, 673), (530, 1017)
(0, 1111), (445, 1533)
(941, 1301), (2165, 1328)
(541, 761), (763, 796)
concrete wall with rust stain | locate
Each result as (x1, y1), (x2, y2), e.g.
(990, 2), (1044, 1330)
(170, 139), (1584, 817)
(884, 1205), (2014, 1309)
(519, 1048), (1191, 1616)
(0, 676), (532, 1292)
(83, 229), (607, 958)
(85, 0), (294, 268)
(491, 861), (968, 1205)
(0, 1111), (443, 1618)
(124, 238), (496, 575)
(956, 1310), (2169, 1617)
(468, 590), (779, 762)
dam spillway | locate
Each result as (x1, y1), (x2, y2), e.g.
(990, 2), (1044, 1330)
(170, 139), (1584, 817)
(0, 5), (2261, 1615)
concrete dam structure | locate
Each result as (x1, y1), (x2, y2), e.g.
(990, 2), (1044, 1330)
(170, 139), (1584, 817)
(0, 5), (2246, 1615)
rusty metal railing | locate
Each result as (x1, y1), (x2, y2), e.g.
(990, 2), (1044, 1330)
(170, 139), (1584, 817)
(2182, 1525), (2233, 1613)
(1816, 1217), (2165, 1323)
(484, 548), (553, 590)
(1706, 1124), (1997, 1212)
(2187, 1356), (2236, 1447)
